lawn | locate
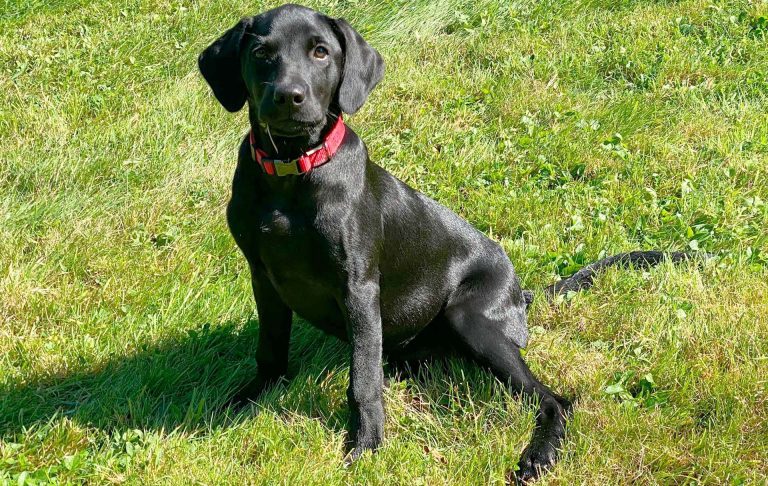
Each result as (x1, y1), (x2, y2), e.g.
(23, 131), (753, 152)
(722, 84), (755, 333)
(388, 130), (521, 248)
(1, 0), (767, 484)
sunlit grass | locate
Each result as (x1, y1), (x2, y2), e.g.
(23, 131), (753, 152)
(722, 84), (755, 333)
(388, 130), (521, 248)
(1, 0), (766, 483)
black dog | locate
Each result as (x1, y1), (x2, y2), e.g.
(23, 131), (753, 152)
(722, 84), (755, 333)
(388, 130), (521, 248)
(199, 4), (692, 482)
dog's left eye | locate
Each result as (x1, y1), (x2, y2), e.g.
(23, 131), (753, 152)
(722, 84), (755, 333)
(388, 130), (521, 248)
(313, 46), (329, 59)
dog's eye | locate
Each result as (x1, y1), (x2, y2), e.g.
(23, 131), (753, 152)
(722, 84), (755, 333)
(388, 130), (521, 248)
(252, 46), (267, 59)
(313, 46), (329, 60)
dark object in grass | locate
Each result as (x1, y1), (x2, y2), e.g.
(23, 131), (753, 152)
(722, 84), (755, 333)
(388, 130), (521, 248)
(541, 251), (699, 301)
(198, 5), (698, 483)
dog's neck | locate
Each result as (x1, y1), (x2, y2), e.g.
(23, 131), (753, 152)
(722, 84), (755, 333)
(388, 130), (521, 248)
(248, 112), (338, 161)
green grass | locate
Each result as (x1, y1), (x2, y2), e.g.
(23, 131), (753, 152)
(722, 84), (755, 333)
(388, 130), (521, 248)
(1, 0), (767, 483)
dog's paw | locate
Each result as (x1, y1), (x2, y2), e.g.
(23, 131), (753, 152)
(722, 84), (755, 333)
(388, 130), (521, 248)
(225, 376), (279, 411)
(342, 446), (363, 467)
(510, 443), (558, 484)
(343, 435), (382, 467)
(225, 389), (257, 412)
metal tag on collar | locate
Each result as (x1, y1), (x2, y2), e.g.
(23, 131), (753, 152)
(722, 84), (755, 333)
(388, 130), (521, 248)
(303, 142), (331, 167)
(272, 158), (301, 176)
(304, 142), (328, 157)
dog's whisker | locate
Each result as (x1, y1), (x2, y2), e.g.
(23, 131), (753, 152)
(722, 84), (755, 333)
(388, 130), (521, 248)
(265, 124), (279, 154)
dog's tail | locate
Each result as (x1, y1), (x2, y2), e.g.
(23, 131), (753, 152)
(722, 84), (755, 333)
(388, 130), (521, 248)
(523, 251), (710, 306)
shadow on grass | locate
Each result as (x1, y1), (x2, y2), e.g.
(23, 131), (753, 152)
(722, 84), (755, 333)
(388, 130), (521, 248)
(0, 319), (521, 443)
(0, 320), (353, 439)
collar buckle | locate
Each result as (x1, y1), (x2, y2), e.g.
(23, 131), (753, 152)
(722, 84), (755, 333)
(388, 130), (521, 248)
(271, 158), (301, 176)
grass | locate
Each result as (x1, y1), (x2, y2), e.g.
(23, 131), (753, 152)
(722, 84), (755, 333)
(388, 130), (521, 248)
(1, 0), (767, 483)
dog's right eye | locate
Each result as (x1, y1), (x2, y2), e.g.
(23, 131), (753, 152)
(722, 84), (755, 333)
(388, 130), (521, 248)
(251, 46), (267, 59)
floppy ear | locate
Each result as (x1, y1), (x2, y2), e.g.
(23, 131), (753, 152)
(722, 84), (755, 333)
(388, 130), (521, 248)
(198, 18), (253, 112)
(331, 18), (385, 115)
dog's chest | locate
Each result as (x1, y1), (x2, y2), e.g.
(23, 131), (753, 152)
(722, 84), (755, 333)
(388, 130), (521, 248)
(229, 192), (318, 242)
(258, 208), (301, 237)
(229, 197), (344, 318)
(256, 210), (327, 268)
(249, 205), (337, 266)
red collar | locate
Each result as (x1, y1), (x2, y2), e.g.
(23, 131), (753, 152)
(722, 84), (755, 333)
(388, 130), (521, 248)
(249, 116), (346, 176)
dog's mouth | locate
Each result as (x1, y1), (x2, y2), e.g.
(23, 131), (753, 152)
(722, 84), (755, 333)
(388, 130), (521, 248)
(265, 124), (309, 137)
(258, 118), (321, 138)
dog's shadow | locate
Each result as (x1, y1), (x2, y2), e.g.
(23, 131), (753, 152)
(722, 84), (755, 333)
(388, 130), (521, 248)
(1, 320), (513, 443)
(0, 320), (357, 438)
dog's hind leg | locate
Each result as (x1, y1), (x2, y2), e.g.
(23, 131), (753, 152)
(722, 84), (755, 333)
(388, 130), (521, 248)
(444, 294), (571, 484)
(384, 317), (462, 381)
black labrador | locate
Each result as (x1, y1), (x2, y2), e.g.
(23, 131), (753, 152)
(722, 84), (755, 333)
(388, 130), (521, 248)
(198, 4), (692, 482)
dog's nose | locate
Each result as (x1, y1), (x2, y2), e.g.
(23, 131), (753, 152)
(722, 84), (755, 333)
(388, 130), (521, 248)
(273, 84), (306, 105)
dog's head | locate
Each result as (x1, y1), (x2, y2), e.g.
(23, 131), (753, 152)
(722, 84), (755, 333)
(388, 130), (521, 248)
(198, 4), (384, 137)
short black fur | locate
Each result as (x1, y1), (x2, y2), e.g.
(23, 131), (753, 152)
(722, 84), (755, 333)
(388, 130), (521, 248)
(198, 4), (697, 483)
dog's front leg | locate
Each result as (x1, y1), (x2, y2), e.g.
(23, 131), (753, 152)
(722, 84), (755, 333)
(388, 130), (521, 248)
(342, 277), (384, 464)
(230, 268), (292, 406)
